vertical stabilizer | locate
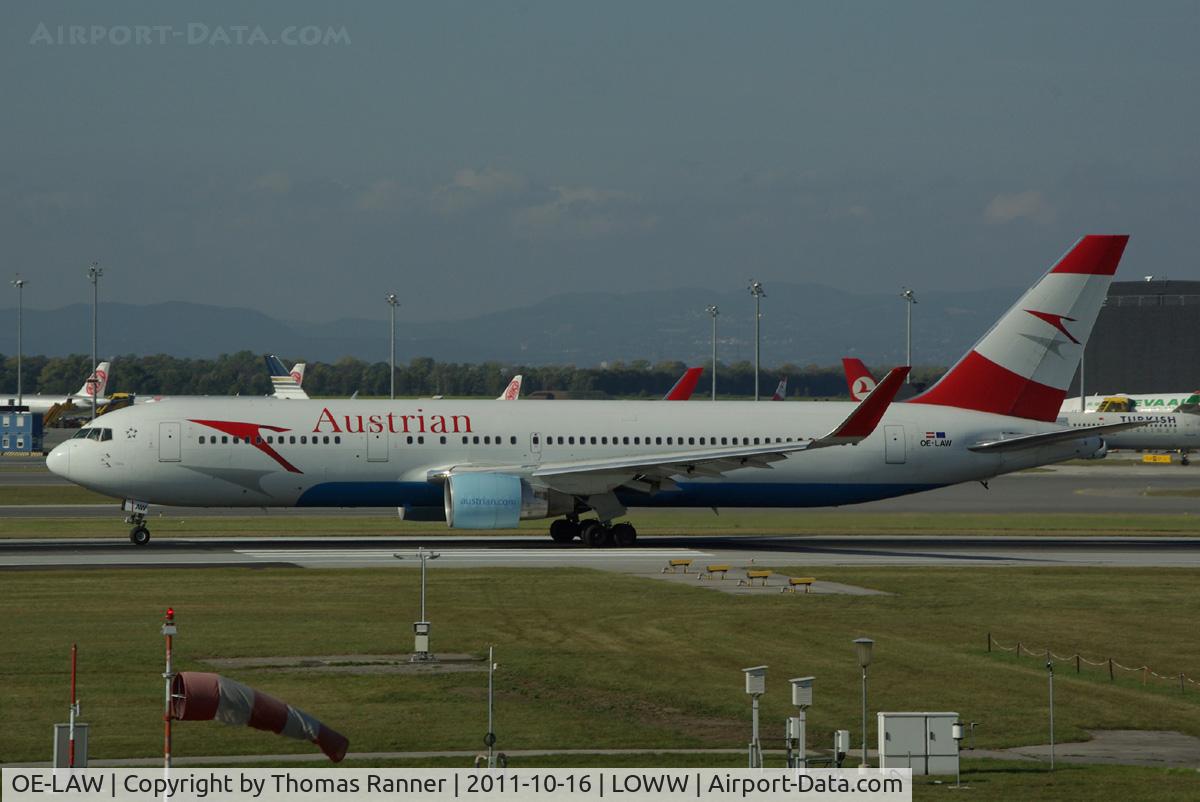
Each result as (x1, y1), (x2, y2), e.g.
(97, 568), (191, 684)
(909, 235), (1128, 421)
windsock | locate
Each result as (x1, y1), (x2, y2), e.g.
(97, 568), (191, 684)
(170, 672), (348, 762)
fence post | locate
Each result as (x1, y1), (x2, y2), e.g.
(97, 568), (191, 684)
(1108, 659), (1114, 681)
(1017, 642), (1022, 658)
(987, 632), (991, 653)
(1075, 655), (1080, 674)
(1143, 667), (1149, 685)
(1181, 674), (1186, 694)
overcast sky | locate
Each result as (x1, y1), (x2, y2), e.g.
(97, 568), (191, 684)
(3, 1), (1198, 323)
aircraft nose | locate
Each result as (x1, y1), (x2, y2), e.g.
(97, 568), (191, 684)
(46, 443), (70, 478)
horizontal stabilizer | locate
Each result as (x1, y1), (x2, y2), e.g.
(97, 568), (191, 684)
(968, 420), (1146, 453)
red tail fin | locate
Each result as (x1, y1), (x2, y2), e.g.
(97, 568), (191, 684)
(841, 358), (878, 401)
(664, 367), (703, 401)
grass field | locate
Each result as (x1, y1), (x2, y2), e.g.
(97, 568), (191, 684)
(2, 565), (1198, 798)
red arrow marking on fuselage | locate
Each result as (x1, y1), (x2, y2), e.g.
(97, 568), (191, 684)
(189, 419), (303, 474)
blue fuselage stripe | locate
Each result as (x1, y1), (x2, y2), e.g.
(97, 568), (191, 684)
(294, 481), (946, 508)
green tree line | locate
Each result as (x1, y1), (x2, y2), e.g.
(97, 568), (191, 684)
(1, 352), (944, 400)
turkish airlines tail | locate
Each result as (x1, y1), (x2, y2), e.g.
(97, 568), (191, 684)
(76, 362), (110, 399)
(265, 355), (310, 400)
(770, 377), (788, 401)
(910, 235), (1128, 422)
(842, 358), (878, 402)
(663, 367), (703, 400)
(498, 375), (522, 400)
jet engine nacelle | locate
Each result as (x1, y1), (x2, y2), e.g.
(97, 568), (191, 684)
(443, 473), (572, 529)
(1085, 439), (1109, 460)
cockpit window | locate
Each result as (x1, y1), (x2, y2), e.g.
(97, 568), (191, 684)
(87, 428), (103, 441)
(100, 429), (112, 441)
(72, 428), (91, 439)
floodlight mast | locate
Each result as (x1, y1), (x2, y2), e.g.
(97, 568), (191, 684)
(748, 282), (766, 400)
(706, 305), (719, 400)
(901, 288), (917, 383)
(87, 263), (103, 421)
(11, 276), (25, 407)
(386, 293), (399, 400)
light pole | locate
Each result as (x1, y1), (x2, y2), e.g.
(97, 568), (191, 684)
(706, 305), (719, 400)
(385, 293), (399, 400)
(394, 547), (440, 662)
(742, 665), (767, 768)
(748, 281), (766, 400)
(87, 263), (103, 420)
(1047, 660), (1055, 771)
(486, 645), (498, 768)
(901, 288), (917, 383)
(854, 637), (875, 767)
(11, 276), (25, 407)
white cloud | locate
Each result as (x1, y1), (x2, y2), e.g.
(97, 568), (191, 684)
(249, 172), (291, 194)
(431, 166), (528, 214)
(510, 185), (652, 241)
(983, 190), (1056, 225)
(356, 179), (410, 211)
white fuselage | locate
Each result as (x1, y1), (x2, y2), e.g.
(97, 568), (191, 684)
(1057, 409), (1200, 451)
(1059, 392), (1200, 414)
(48, 397), (1104, 514)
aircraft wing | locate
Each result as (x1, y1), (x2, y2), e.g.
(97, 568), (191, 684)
(967, 420), (1147, 453)
(435, 367), (908, 494)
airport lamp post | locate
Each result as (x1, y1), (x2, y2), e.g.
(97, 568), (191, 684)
(386, 293), (399, 400)
(87, 263), (103, 421)
(748, 281), (766, 400)
(1047, 660), (1055, 771)
(854, 638), (874, 767)
(706, 305), (719, 400)
(395, 548), (440, 662)
(901, 288), (916, 383)
(11, 276), (25, 407)
(486, 645), (498, 768)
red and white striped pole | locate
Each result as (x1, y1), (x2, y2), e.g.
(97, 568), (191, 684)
(68, 643), (78, 767)
(162, 608), (177, 768)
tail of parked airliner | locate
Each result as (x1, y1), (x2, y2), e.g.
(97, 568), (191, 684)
(498, 375), (523, 400)
(265, 354), (310, 400)
(76, 362), (110, 399)
(842, 359), (877, 402)
(910, 235), (1128, 422)
(771, 377), (788, 401)
(663, 367), (703, 401)
(290, 363), (306, 387)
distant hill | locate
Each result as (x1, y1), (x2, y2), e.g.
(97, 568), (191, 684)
(0, 283), (1017, 367)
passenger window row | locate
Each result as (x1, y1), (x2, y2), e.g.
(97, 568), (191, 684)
(533, 434), (796, 446)
(198, 435), (343, 445)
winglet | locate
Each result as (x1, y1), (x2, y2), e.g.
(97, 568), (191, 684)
(664, 367), (704, 401)
(814, 366), (909, 446)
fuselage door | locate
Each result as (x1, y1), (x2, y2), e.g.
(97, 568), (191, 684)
(367, 430), (389, 462)
(530, 432), (542, 462)
(158, 421), (181, 462)
(884, 424), (906, 464)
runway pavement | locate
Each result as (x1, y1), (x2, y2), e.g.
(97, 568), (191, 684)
(3, 533), (1198, 571)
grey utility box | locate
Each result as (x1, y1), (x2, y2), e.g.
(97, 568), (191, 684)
(789, 676), (814, 708)
(877, 712), (958, 776)
(742, 666), (767, 695)
(52, 723), (89, 767)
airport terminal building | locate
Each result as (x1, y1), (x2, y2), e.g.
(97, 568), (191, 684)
(1071, 280), (1200, 396)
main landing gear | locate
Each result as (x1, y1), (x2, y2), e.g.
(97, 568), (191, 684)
(126, 512), (151, 546)
(548, 517), (638, 548)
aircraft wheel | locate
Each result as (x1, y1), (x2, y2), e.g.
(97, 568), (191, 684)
(1182, 455), (1191, 466)
(611, 522), (637, 548)
(129, 526), (151, 546)
(580, 520), (609, 548)
(549, 519), (578, 543)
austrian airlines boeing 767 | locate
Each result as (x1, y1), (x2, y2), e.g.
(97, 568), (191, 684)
(48, 236), (1135, 546)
